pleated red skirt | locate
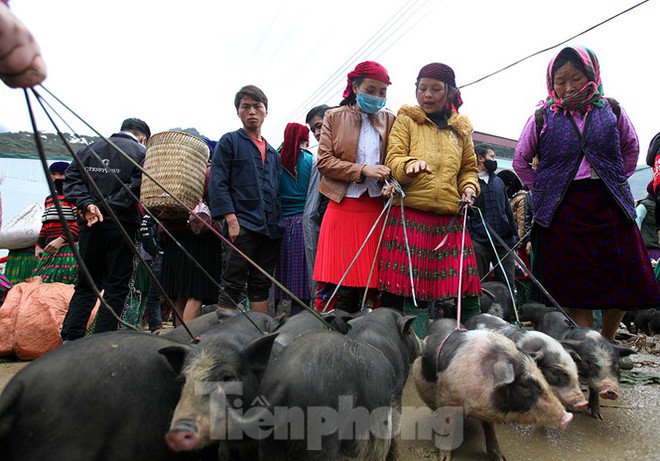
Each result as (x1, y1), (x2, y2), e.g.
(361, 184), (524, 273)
(379, 207), (482, 301)
(313, 196), (385, 288)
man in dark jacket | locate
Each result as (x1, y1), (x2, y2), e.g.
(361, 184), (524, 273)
(210, 85), (283, 313)
(60, 118), (150, 341)
(467, 144), (518, 288)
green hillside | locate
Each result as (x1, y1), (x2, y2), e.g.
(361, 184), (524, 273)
(0, 131), (99, 157)
(0, 128), (209, 159)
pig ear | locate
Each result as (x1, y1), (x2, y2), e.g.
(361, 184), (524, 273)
(159, 345), (191, 375)
(519, 342), (544, 362)
(241, 333), (279, 374)
(216, 307), (241, 322)
(492, 360), (515, 389)
(398, 315), (417, 335)
(266, 313), (286, 332)
(614, 345), (635, 357)
(559, 340), (582, 363)
(347, 317), (364, 327)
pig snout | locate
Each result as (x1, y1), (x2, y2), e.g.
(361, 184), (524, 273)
(558, 411), (573, 430)
(572, 399), (589, 410)
(166, 419), (200, 451)
(599, 388), (619, 400)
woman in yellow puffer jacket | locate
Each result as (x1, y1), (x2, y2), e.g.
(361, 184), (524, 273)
(379, 62), (482, 321)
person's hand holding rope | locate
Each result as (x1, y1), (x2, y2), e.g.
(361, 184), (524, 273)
(462, 186), (476, 204)
(362, 164), (390, 181)
(381, 182), (396, 198)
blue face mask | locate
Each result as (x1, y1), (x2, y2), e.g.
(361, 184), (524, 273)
(356, 92), (386, 114)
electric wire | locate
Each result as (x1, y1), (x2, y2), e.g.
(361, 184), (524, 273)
(459, 0), (650, 89)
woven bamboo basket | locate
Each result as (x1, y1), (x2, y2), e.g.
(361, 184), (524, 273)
(140, 131), (210, 220)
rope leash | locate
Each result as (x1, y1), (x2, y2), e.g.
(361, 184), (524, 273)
(37, 86), (337, 332)
(361, 191), (393, 310)
(434, 199), (470, 367)
(467, 202), (578, 327)
(471, 205), (520, 326)
(479, 228), (531, 283)
(396, 179), (418, 308)
(322, 194), (395, 313)
(31, 88), (277, 337)
(358, 177), (418, 310)
(25, 90), (143, 336)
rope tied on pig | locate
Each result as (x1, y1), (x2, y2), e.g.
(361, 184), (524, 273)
(323, 177), (419, 313)
(434, 200), (470, 366)
(468, 202), (578, 328)
(26, 86), (339, 338)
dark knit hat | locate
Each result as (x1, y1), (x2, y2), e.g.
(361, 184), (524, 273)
(417, 63), (457, 88)
(49, 161), (70, 174)
(416, 62), (463, 111)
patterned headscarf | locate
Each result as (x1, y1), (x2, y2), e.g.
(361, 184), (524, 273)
(342, 61), (391, 99)
(280, 123), (309, 178)
(545, 46), (605, 113)
(416, 62), (463, 111)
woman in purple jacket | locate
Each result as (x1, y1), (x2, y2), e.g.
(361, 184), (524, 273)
(513, 45), (660, 340)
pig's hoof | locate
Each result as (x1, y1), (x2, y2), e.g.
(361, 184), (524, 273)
(590, 410), (604, 420)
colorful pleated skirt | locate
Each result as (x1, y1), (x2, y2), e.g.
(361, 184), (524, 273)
(379, 207), (481, 301)
(5, 248), (38, 285)
(33, 244), (79, 284)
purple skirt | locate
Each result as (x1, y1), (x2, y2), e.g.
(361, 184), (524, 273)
(274, 213), (310, 301)
(533, 179), (660, 310)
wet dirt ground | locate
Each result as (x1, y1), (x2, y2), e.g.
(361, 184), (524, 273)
(1, 335), (659, 461)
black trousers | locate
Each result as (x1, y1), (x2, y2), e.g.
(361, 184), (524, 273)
(61, 224), (136, 340)
(217, 228), (281, 307)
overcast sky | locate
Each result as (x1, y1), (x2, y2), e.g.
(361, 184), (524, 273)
(1, 0), (658, 160)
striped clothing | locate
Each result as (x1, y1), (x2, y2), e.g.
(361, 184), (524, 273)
(36, 195), (79, 248)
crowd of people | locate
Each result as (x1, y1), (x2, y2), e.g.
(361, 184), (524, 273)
(1, 0), (659, 345)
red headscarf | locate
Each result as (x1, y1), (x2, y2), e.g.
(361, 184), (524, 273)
(280, 123), (309, 178)
(342, 61), (391, 99)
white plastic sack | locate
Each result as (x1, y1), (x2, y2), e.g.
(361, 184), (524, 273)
(0, 201), (44, 250)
